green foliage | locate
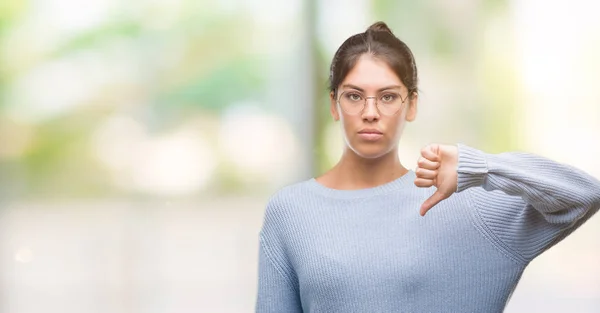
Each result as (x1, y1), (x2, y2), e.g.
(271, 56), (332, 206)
(0, 1), (28, 110)
(0, 0), (27, 34)
(159, 56), (266, 113)
(20, 110), (111, 196)
(50, 22), (143, 57)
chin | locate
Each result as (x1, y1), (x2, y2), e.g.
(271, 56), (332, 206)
(349, 143), (394, 160)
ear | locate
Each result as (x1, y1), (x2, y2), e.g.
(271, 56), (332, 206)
(405, 92), (418, 122)
(330, 91), (340, 121)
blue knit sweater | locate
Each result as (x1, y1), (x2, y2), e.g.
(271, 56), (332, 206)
(255, 144), (600, 313)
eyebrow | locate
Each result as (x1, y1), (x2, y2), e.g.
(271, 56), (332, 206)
(341, 84), (403, 92)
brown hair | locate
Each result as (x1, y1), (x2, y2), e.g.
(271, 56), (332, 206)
(328, 21), (418, 98)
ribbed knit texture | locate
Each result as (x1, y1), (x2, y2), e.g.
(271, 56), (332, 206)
(255, 144), (600, 313)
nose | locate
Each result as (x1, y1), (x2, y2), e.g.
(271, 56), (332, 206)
(361, 97), (379, 121)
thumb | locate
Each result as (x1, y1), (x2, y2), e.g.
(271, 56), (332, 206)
(420, 191), (446, 216)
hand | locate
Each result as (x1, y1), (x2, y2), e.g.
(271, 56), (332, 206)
(414, 144), (459, 216)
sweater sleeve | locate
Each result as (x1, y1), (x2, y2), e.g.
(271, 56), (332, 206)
(456, 144), (600, 263)
(255, 197), (303, 313)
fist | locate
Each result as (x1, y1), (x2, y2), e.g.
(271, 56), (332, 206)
(414, 144), (459, 216)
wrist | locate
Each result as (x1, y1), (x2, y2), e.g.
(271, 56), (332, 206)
(456, 144), (488, 192)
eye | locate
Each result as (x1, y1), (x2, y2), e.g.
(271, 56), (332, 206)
(346, 93), (363, 101)
(380, 93), (397, 103)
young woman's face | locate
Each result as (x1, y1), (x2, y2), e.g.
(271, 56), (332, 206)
(330, 54), (417, 159)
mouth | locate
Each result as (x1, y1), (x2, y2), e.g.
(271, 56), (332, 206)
(357, 129), (383, 141)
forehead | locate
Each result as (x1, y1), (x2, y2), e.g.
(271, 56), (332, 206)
(341, 54), (405, 90)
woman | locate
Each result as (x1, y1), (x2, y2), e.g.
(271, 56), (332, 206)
(255, 21), (600, 313)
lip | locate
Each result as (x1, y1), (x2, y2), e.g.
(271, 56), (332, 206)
(357, 128), (383, 141)
(358, 128), (383, 134)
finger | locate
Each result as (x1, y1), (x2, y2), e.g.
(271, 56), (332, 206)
(420, 144), (440, 162)
(414, 178), (434, 188)
(415, 168), (437, 180)
(417, 157), (440, 170)
(420, 191), (446, 216)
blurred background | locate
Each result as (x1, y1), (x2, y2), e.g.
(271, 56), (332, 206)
(0, 0), (599, 312)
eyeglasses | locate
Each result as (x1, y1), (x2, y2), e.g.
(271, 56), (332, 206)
(336, 90), (408, 116)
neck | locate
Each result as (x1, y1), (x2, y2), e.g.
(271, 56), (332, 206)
(321, 147), (409, 190)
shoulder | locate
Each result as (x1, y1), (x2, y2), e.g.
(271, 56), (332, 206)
(261, 179), (314, 226)
(268, 179), (313, 203)
(266, 179), (313, 208)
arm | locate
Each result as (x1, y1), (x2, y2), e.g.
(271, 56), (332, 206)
(255, 199), (302, 313)
(457, 144), (600, 262)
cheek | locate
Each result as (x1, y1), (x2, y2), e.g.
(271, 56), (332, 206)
(339, 114), (356, 130)
(386, 113), (404, 129)
(387, 117), (408, 142)
(391, 117), (404, 133)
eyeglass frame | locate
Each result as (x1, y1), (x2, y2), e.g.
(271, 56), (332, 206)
(335, 89), (410, 116)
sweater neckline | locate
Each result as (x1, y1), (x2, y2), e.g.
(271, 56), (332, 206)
(306, 170), (416, 199)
